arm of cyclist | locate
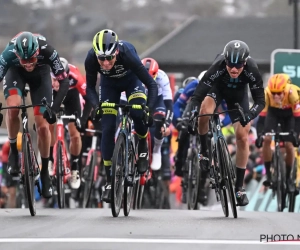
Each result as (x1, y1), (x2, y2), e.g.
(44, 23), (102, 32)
(44, 47), (69, 123)
(290, 85), (300, 135)
(173, 80), (198, 126)
(69, 64), (87, 97)
(244, 59), (265, 124)
(121, 45), (158, 111)
(75, 50), (99, 132)
(255, 89), (269, 147)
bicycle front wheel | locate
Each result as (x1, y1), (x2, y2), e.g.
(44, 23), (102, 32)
(123, 143), (135, 216)
(22, 134), (36, 216)
(83, 151), (96, 208)
(111, 134), (126, 217)
(288, 159), (297, 212)
(187, 150), (200, 210)
(56, 141), (65, 209)
(274, 149), (286, 212)
(218, 138), (237, 218)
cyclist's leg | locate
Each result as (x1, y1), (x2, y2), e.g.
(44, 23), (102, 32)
(161, 134), (172, 208)
(125, 78), (148, 174)
(48, 89), (57, 174)
(225, 87), (250, 206)
(151, 95), (165, 170)
(64, 88), (82, 189)
(261, 108), (278, 186)
(3, 67), (24, 175)
(100, 78), (120, 202)
(29, 65), (53, 198)
(198, 86), (220, 171)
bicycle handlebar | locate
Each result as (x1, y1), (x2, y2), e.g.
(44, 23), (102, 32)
(190, 103), (245, 121)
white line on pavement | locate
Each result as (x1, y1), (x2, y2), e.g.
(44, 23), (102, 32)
(0, 238), (299, 245)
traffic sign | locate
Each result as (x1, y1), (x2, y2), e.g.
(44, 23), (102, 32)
(271, 48), (300, 86)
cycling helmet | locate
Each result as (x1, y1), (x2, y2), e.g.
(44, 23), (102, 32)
(14, 31), (39, 60)
(223, 40), (249, 65)
(182, 76), (197, 88)
(92, 29), (119, 55)
(141, 58), (159, 78)
(59, 57), (70, 74)
(268, 73), (291, 93)
(198, 70), (207, 81)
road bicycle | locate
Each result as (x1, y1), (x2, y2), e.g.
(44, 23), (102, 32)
(100, 102), (149, 217)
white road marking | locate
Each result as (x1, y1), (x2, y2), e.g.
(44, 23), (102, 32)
(0, 238), (299, 245)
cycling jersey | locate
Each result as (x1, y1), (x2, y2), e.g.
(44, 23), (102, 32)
(257, 83), (300, 134)
(191, 54), (265, 123)
(0, 32), (69, 113)
(84, 40), (157, 110)
(260, 84), (300, 117)
(0, 32), (67, 81)
(67, 64), (87, 97)
(120, 68), (173, 125)
(173, 78), (231, 126)
(173, 88), (184, 103)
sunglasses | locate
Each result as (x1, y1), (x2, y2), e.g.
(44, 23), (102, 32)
(271, 92), (283, 96)
(19, 57), (38, 65)
(225, 60), (244, 69)
(97, 54), (116, 61)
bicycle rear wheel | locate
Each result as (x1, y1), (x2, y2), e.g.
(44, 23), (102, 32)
(22, 134), (36, 216)
(83, 151), (96, 208)
(123, 143), (135, 216)
(56, 141), (65, 209)
(218, 138), (237, 218)
(187, 150), (200, 210)
(111, 134), (125, 217)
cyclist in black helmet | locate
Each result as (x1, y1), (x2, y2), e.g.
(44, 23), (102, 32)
(0, 31), (70, 199)
(190, 40), (265, 206)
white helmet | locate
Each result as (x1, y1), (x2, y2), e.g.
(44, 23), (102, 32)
(198, 70), (207, 81)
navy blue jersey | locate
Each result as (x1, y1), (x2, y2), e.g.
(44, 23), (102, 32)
(84, 40), (157, 109)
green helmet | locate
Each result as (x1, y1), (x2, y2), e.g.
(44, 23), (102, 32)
(14, 32), (39, 60)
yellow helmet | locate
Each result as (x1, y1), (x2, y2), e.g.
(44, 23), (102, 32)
(268, 73), (291, 93)
(92, 29), (119, 56)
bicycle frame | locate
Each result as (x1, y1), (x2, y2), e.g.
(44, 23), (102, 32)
(85, 128), (101, 182)
(52, 112), (74, 183)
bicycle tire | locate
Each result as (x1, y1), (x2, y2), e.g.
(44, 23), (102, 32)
(218, 138), (237, 218)
(132, 177), (140, 210)
(187, 150), (200, 210)
(83, 151), (96, 208)
(288, 159), (297, 212)
(275, 149), (285, 212)
(56, 141), (65, 209)
(111, 134), (125, 217)
(22, 134), (36, 216)
(137, 183), (145, 209)
(123, 143), (135, 216)
(210, 138), (228, 217)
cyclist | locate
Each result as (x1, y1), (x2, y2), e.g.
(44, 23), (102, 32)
(141, 58), (173, 170)
(49, 57), (86, 189)
(0, 31), (69, 198)
(190, 40), (265, 206)
(77, 29), (157, 203)
(256, 73), (300, 191)
(173, 77), (196, 103)
(173, 71), (231, 177)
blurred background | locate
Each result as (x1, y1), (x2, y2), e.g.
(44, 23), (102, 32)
(1, 0), (300, 211)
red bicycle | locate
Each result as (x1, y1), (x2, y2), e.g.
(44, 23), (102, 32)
(133, 131), (152, 209)
(52, 108), (73, 208)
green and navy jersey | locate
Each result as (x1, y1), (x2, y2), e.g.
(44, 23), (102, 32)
(0, 32), (67, 82)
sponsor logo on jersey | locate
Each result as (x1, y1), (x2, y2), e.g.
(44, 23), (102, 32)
(49, 50), (58, 61)
(52, 59), (63, 74)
